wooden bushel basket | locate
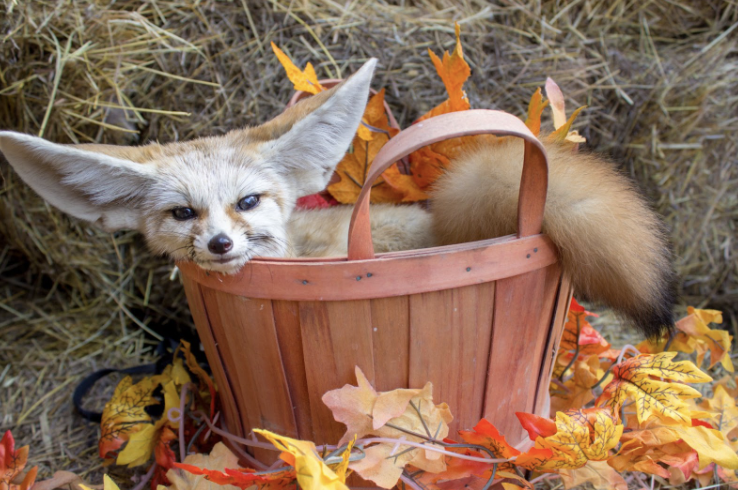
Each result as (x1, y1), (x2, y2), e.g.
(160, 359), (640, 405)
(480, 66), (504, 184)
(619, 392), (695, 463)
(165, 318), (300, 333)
(178, 109), (574, 475)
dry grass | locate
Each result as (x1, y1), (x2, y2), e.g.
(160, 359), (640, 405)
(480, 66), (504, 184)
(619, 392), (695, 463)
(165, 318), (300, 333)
(1, 0), (737, 485)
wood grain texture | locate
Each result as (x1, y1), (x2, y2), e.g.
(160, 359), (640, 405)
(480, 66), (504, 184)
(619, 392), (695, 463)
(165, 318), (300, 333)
(533, 273), (574, 418)
(202, 289), (296, 463)
(298, 300), (376, 445)
(483, 267), (550, 447)
(408, 283), (495, 434)
(178, 234), (556, 301)
(370, 296), (410, 391)
(181, 277), (244, 438)
(271, 300), (314, 439)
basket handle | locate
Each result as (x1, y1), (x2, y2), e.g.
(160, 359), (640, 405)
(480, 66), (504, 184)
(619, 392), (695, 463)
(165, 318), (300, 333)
(347, 109), (549, 260)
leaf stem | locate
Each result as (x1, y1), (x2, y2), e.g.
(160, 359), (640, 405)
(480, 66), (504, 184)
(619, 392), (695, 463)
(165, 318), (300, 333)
(559, 313), (582, 381)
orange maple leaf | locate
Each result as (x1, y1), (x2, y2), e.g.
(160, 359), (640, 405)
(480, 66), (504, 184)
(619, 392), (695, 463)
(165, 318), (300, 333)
(327, 89), (412, 204)
(174, 463), (295, 489)
(558, 298), (607, 355)
(524, 88), (549, 137)
(416, 23), (471, 123)
(0, 431), (37, 490)
(407, 23), (474, 192)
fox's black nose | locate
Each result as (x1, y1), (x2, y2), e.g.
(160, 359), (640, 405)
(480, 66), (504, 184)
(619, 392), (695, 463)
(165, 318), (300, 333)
(208, 233), (233, 255)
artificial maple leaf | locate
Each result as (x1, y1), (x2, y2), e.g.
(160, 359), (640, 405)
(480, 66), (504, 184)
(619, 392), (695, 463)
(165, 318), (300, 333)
(327, 89), (405, 204)
(254, 429), (349, 490)
(595, 351), (712, 424)
(559, 460), (627, 490)
(524, 88), (549, 137)
(700, 385), (738, 437)
(558, 298), (607, 356)
(79, 475), (120, 490)
(515, 408), (622, 472)
(173, 464), (293, 490)
(459, 419), (521, 460)
(167, 442), (239, 490)
(406, 446), (492, 488)
(678, 307), (733, 371)
(616, 414), (738, 476)
(544, 78), (586, 144)
(515, 412), (557, 441)
(99, 375), (160, 462)
(331, 436), (355, 483)
(100, 357), (192, 468)
(670, 424), (738, 470)
(0, 431), (37, 490)
(636, 307), (733, 373)
(407, 23), (473, 192)
(270, 42), (323, 95)
(551, 354), (611, 413)
(416, 23), (470, 123)
(322, 366), (453, 488)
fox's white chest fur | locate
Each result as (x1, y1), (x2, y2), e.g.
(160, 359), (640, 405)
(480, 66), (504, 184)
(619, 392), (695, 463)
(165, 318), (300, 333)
(0, 58), (675, 338)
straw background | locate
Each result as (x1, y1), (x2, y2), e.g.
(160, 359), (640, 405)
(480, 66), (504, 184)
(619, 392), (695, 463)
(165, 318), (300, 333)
(1, 0), (736, 482)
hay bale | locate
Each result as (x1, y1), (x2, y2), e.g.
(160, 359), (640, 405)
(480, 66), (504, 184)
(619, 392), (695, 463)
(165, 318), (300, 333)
(1, 0), (736, 479)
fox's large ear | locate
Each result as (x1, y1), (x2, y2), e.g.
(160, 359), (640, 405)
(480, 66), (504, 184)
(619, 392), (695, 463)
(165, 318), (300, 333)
(0, 132), (158, 231)
(258, 58), (377, 197)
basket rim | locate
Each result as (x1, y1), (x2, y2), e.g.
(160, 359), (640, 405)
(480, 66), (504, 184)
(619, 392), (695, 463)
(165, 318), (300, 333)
(178, 233), (559, 301)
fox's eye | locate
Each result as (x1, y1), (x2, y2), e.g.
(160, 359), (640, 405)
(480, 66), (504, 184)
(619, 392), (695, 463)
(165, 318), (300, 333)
(237, 194), (260, 211)
(172, 207), (196, 221)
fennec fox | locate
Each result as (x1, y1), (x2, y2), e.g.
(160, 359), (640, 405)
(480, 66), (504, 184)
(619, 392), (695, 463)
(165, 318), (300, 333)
(0, 58), (675, 337)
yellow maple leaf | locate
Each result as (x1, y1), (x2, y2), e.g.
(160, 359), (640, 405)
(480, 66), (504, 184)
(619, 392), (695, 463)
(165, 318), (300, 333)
(671, 424), (738, 470)
(680, 307), (733, 372)
(595, 352), (712, 424)
(100, 357), (191, 468)
(254, 429), (349, 490)
(270, 42), (324, 95)
(700, 385), (738, 437)
(515, 408), (622, 472)
(618, 415), (738, 473)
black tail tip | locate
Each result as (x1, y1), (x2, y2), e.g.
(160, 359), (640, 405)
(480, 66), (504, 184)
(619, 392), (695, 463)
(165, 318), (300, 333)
(631, 273), (678, 340)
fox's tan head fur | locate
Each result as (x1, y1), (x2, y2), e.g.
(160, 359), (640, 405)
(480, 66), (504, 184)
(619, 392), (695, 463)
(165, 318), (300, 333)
(0, 59), (377, 273)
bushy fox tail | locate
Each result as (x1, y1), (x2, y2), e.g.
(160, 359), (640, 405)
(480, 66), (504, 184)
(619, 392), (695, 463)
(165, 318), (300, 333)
(430, 137), (676, 338)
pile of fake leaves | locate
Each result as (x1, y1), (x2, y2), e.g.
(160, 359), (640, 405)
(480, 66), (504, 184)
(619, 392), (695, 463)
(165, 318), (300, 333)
(8, 303), (738, 490)
(274, 23), (585, 210)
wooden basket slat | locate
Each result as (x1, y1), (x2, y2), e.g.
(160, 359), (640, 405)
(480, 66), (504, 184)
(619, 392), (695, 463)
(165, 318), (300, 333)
(181, 277), (244, 438)
(272, 300), (314, 439)
(202, 290), (297, 464)
(407, 283), (495, 435)
(533, 272), (573, 418)
(297, 300), (376, 444)
(483, 266), (553, 444)
(369, 296), (410, 391)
